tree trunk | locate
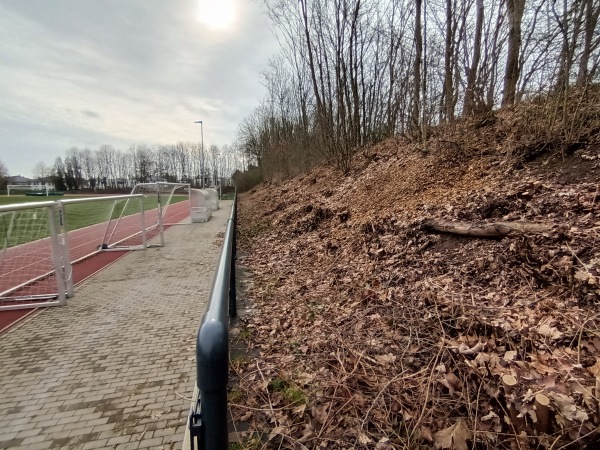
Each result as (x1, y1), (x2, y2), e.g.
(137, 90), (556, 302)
(502, 0), (525, 106)
(300, 0), (325, 144)
(412, 0), (423, 131)
(577, 0), (597, 86)
(423, 219), (553, 238)
(464, 0), (484, 115)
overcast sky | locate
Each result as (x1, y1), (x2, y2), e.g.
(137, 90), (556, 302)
(0, 0), (279, 178)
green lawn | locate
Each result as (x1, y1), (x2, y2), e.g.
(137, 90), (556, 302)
(0, 195), (188, 247)
(0, 196), (59, 207)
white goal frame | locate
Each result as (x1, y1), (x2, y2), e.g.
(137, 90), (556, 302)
(0, 189), (195, 311)
(130, 182), (192, 247)
(0, 201), (68, 310)
(0, 188), (192, 311)
(58, 194), (147, 249)
(7, 184), (50, 196)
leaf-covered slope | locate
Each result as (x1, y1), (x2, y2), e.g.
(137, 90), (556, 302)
(234, 94), (600, 449)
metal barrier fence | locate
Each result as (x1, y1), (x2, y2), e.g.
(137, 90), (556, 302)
(189, 195), (237, 450)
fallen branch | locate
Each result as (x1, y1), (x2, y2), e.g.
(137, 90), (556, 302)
(423, 219), (552, 239)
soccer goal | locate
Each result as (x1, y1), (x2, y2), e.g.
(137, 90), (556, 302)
(0, 201), (68, 310)
(7, 184), (50, 196)
(129, 182), (192, 246)
(58, 194), (147, 261)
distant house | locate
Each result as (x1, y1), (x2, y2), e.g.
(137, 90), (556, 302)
(7, 175), (56, 191)
(37, 178), (56, 190)
(6, 175), (33, 185)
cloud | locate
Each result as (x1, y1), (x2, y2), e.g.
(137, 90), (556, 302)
(0, 0), (279, 177)
(81, 110), (100, 119)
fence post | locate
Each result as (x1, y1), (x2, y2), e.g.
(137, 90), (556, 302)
(196, 320), (229, 450)
(229, 194), (237, 318)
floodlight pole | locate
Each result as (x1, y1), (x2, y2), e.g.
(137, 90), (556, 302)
(194, 120), (205, 188)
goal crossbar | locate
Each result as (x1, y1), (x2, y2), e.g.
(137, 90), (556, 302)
(59, 194), (147, 249)
(7, 185), (50, 196)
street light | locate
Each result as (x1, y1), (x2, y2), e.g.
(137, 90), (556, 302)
(194, 120), (204, 188)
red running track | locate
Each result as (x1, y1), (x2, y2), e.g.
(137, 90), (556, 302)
(0, 201), (190, 333)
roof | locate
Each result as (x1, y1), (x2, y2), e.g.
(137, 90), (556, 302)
(6, 175), (34, 183)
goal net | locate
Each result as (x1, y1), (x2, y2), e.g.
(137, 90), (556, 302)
(0, 194), (148, 310)
(7, 184), (50, 196)
(0, 201), (67, 310)
(58, 194), (147, 263)
(129, 182), (192, 245)
(0, 187), (192, 310)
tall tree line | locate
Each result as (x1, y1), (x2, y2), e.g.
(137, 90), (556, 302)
(237, 0), (600, 177)
(37, 142), (245, 191)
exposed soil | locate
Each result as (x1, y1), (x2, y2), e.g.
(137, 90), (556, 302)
(233, 91), (600, 449)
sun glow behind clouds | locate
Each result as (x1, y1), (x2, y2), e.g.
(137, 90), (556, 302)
(196, 0), (236, 30)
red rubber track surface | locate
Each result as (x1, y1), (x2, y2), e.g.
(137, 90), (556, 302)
(0, 201), (190, 333)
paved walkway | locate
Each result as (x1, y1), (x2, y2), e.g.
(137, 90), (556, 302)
(0, 202), (231, 450)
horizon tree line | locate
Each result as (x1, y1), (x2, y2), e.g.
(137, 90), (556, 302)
(28, 142), (246, 191)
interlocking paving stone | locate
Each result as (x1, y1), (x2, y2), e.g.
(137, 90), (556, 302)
(0, 203), (231, 450)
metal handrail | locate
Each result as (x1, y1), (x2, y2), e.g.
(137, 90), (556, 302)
(190, 194), (237, 450)
(0, 200), (57, 213)
(58, 193), (144, 205)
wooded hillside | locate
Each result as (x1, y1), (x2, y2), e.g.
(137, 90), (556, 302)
(233, 89), (600, 449)
(237, 0), (600, 182)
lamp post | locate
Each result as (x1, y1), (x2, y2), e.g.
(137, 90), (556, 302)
(194, 120), (204, 188)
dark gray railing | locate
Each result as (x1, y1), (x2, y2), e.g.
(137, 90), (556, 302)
(189, 195), (237, 450)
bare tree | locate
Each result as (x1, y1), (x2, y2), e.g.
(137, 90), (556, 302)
(554, 0), (586, 92)
(52, 157), (67, 191)
(96, 145), (116, 189)
(32, 161), (51, 183)
(130, 145), (155, 183)
(577, 0), (600, 86)
(464, 0), (484, 115)
(79, 148), (97, 190)
(412, 0), (424, 131)
(65, 148), (84, 189)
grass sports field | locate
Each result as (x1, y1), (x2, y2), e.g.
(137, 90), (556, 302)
(0, 194), (188, 247)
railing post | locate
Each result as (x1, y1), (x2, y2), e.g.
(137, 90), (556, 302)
(233, 195), (237, 257)
(229, 194), (237, 318)
(196, 320), (229, 450)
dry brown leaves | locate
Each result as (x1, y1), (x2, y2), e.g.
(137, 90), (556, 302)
(231, 98), (600, 449)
